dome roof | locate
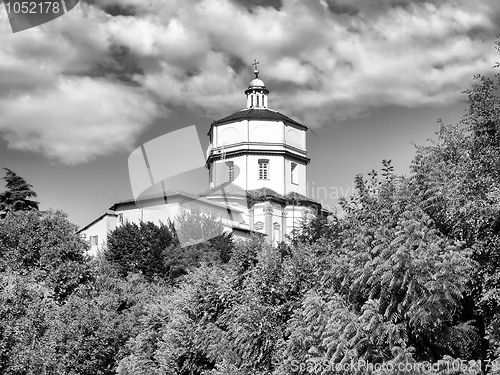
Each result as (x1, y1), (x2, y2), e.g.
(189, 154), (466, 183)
(209, 108), (308, 130)
(249, 78), (265, 88)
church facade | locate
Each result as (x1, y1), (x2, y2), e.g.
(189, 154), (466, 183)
(80, 65), (324, 255)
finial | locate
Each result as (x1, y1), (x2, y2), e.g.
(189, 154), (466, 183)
(252, 59), (260, 78)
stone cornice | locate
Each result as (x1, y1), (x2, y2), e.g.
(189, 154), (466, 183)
(207, 149), (310, 165)
(212, 141), (306, 154)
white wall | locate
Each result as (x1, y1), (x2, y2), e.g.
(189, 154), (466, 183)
(246, 154), (285, 193)
(81, 215), (118, 257)
(214, 120), (247, 147)
(249, 120), (283, 143)
(284, 123), (306, 151)
(285, 159), (307, 196)
(212, 155), (307, 197)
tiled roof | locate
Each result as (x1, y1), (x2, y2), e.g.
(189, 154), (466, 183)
(209, 108), (307, 130)
(199, 183), (248, 197)
(201, 185), (321, 206)
(247, 187), (284, 199)
(285, 191), (321, 205)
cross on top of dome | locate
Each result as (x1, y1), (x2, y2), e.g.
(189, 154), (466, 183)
(248, 59), (266, 89)
(252, 59), (260, 78)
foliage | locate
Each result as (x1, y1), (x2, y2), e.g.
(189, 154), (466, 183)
(175, 207), (225, 246)
(0, 266), (170, 375)
(0, 168), (39, 219)
(288, 213), (341, 247)
(105, 209), (234, 282)
(0, 272), (55, 375)
(175, 207), (234, 266)
(117, 236), (326, 375)
(410, 70), (500, 361)
(0, 210), (91, 301)
(36, 272), (168, 375)
(105, 220), (177, 280)
(276, 164), (481, 374)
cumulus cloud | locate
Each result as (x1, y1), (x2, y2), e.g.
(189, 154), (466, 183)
(0, 76), (161, 164)
(0, 0), (499, 163)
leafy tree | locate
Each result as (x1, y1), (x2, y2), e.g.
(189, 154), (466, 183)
(0, 272), (55, 375)
(288, 213), (340, 247)
(105, 220), (177, 280)
(118, 236), (325, 375)
(175, 207), (225, 246)
(0, 168), (39, 219)
(117, 265), (231, 375)
(106, 209), (234, 282)
(277, 59), (500, 370)
(410, 66), (500, 363)
(0, 210), (91, 301)
(164, 230), (234, 281)
(36, 272), (167, 375)
(175, 207), (234, 265)
(277, 165), (479, 372)
(0, 264), (170, 375)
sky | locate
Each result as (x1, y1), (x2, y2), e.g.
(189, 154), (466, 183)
(0, 0), (499, 228)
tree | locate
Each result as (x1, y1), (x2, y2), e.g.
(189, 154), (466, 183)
(175, 207), (226, 246)
(117, 235), (326, 375)
(410, 69), (500, 363)
(173, 207), (234, 269)
(0, 265), (169, 375)
(105, 220), (178, 280)
(288, 214), (340, 247)
(0, 272), (55, 375)
(282, 166), (479, 368)
(0, 168), (39, 219)
(36, 272), (166, 375)
(105, 210), (235, 282)
(0, 210), (91, 301)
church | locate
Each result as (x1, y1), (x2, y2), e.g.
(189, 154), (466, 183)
(80, 63), (326, 255)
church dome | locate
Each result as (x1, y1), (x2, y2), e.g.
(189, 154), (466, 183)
(249, 77), (265, 88)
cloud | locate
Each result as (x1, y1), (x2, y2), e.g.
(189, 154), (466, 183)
(323, 0), (359, 16)
(0, 76), (161, 164)
(0, 0), (499, 164)
(129, 0), (499, 124)
(231, 0), (283, 11)
(0, 3), (161, 164)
